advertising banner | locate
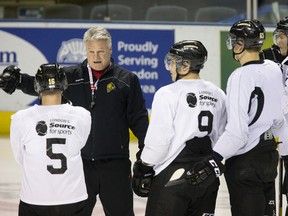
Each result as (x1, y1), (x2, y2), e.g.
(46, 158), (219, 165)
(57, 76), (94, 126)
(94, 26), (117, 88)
(0, 27), (174, 111)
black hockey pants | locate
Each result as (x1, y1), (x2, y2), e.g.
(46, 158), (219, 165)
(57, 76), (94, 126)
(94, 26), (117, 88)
(224, 136), (278, 216)
(145, 136), (219, 216)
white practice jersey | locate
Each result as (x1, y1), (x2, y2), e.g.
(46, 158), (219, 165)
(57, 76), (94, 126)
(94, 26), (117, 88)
(213, 59), (288, 159)
(141, 79), (227, 175)
(10, 104), (91, 205)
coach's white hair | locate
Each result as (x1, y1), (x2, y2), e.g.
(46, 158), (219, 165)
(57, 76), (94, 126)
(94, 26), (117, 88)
(83, 26), (112, 48)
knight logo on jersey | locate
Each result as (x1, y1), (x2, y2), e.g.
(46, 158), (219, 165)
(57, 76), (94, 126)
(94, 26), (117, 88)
(35, 121), (48, 136)
(186, 92), (197, 108)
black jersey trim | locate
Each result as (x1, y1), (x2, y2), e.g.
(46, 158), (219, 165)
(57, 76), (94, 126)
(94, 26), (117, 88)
(243, 60), (264, 66)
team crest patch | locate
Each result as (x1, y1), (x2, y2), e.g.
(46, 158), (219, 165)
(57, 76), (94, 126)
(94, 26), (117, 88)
(186, 93), (197, 108)
(36, 121), (47, 136)
(107, 82), (116, 93)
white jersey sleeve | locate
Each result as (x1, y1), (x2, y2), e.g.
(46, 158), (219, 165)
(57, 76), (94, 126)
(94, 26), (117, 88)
(141, 79), (226, 175)
(10, 104), (91, 205)
(10, 113), (24, 165)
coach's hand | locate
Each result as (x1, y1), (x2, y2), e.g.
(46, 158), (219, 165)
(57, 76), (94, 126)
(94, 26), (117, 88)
(132, 160), (155, 197)
(0, 65), (22, 94)
(186, 154), (225, 186)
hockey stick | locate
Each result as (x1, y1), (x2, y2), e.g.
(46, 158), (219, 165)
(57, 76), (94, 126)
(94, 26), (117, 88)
(280, 158), (283, 216)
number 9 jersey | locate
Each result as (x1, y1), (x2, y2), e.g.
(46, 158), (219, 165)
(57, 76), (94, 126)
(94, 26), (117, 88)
(10, 103), (91, 205)
(141, 79), (226, 175)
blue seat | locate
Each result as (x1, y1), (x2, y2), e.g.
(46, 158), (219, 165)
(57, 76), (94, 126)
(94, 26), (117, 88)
(145, 5), (188, 22)
(194, 6), (238, 23)
(90, 4), (132, 21)
(43, 4), (82, 20)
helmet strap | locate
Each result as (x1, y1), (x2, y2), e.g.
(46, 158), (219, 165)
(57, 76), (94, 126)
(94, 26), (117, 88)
(232, 44), (245, 61)
(176, 68), (190, 81)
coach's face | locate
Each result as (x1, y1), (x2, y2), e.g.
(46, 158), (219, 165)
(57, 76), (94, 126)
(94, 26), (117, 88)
(277, 32), (288, 56)
(85, 40), (112, 70)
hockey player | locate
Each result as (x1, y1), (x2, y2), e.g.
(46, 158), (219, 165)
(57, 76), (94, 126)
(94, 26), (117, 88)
(132, 40), (227, 216)
(260, 16), (288, 114)
(260, 16), (288, 64)
(260, 16), (288, 215)
(10, 63), (91, 216)
(186, 19), (288, 216)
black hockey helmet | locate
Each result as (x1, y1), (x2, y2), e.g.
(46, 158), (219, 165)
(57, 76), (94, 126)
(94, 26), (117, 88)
(226, 19), (265, 50)
(34, 63), (68, 94)
(164, 40), (207, 72)
(273, 16), (288, 45)
(275, 16), (288, 33)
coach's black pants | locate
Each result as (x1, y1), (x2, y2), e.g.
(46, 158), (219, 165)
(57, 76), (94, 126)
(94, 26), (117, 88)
(224, 139), (278, 216)
(82, 158), (134, 216)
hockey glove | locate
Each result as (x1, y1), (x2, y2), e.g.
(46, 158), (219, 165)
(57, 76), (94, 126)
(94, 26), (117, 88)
(0, 65), (22, 94)
(132, 160), (155, 197)
(186, 155), (225, 187)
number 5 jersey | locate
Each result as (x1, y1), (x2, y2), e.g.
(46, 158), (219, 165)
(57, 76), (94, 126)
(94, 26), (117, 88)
(10, 103), (91, 205)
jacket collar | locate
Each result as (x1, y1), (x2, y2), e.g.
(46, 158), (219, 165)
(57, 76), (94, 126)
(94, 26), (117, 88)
(81, 58), (115, 80)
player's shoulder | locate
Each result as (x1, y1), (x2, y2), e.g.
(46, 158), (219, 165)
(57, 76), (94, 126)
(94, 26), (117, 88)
(153, 83), (175, 99)
(202, 80), (226, 98)
(13, 105), (38, 115)
(63, 104), (90, 119)
(63, 103), (88, 113)
(263, 59), (282, 73)
(158, 82), (176, 92)
(202, 79), (221, 89)
(232, 63), (252, 76)
(11, 105), (38, 120)
(227, 66), (246, 84)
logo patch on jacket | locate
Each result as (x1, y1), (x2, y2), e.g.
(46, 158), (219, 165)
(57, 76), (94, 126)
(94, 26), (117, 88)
(107, 82), (116, 93)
